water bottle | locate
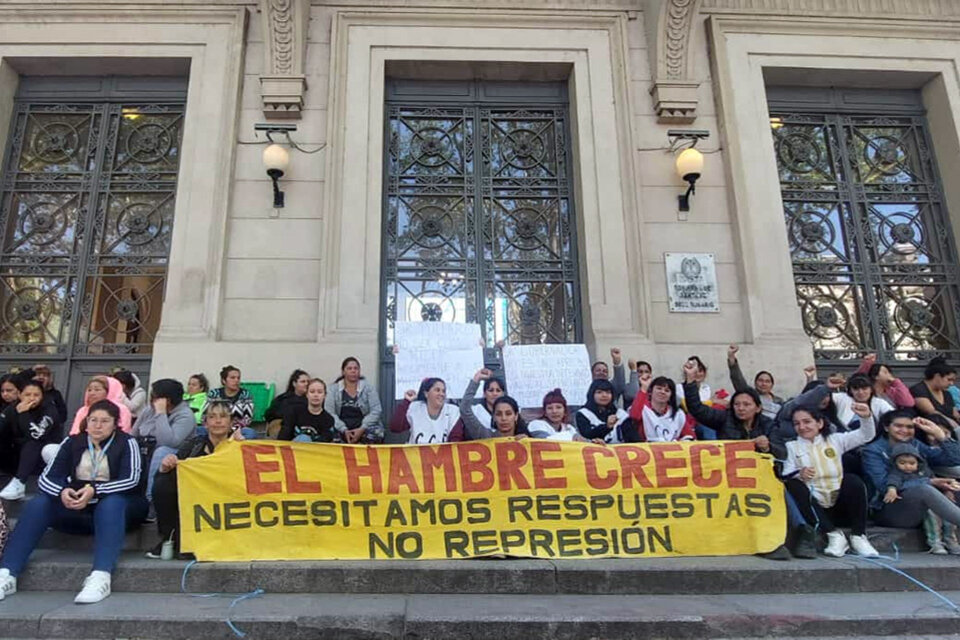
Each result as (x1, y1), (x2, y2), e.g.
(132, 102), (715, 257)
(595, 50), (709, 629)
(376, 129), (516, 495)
(161, 539), (175, 561)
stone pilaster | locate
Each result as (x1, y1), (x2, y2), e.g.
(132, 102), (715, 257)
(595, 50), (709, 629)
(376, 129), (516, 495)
(259, 0), (309, 118)
(646, 0), (702, 124)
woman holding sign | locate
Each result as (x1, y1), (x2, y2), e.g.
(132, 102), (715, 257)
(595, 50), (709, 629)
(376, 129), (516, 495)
(0, 400), (147, 604)
(460, 369), (528, 440)
(390, 378), (464, 444)
(147, 402), (242, 560)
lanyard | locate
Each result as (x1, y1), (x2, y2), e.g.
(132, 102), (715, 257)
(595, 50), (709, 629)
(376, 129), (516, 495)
(87, 433), (115, 481)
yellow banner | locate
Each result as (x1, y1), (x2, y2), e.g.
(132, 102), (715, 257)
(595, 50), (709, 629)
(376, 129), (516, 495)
(178, 440), (785, 561)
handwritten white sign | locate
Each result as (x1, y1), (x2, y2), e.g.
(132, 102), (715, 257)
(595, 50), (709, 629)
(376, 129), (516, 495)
(502, 344), (592, 409)
(665, 252), (720, 313)
(394, 322), (484, 399)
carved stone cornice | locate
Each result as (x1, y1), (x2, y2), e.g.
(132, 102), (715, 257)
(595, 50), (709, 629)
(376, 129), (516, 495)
(701, 0), (960, 16)
(259, 0), (309, 119)
(646, 0), (703, 124)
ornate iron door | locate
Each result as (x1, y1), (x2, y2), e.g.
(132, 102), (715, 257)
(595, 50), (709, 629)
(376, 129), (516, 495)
(0, 77), (185, 406)
(770, 88), (960, 371)
(379, 81), (581, 401)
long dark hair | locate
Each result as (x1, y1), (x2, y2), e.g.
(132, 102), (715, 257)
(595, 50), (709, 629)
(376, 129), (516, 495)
(583, 378), (618, 419)
(754, 370), (775, 387)
(490, 395), (528, 436)
(285, 369), (309, 395)
(417, 377), (446, 402)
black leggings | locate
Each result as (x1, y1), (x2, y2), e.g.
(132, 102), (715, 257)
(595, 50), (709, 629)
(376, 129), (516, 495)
(152, 468), (180, 544)
(785, 474), (868, 535)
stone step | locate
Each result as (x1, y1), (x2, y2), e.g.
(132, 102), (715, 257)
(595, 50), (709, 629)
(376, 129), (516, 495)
(1, 590), (959, 639)
(13, 550), (960, 595)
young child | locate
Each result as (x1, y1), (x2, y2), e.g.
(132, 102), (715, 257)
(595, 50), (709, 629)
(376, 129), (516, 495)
(884, 443), (960, 555)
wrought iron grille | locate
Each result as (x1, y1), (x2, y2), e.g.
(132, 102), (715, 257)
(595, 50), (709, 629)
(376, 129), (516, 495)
(771, 104), (960, 366)
(0, 98), (184, 357)
(379, 82), (581, 397)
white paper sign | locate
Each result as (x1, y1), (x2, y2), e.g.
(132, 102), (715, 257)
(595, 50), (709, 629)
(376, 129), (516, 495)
(502, 344), (592, 409)
(665, 252), (720, 313)
(394, 322), (484, 400)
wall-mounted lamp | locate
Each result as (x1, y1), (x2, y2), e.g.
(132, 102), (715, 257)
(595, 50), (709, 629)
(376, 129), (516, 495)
(668, 129), (709, 213)
(263, 143), (289, 208)
(254, 123), (326, 211)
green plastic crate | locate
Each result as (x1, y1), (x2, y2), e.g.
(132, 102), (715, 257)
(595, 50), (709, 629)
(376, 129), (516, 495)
(241, 381), (275, 422)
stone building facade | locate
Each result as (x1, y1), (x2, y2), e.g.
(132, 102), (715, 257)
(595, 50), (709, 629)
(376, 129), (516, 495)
(1, 0), (959, 408)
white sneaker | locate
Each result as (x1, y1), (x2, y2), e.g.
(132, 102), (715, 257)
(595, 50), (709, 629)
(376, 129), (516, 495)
(850, 534), (880, 558)
(74, 571), (111, 604)
(823, 531), (849, 557)
(0, 478), (25, 501)
(929, 540), (949, 555)
(0, 568), (16, 601)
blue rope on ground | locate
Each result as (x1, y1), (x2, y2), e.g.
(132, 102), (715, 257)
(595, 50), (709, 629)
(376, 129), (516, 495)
(180, 559), (266, 637)
(834, 541), (960, 615)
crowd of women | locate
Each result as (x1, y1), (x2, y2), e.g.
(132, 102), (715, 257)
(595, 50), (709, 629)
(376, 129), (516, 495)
(0, 346), (959, 605)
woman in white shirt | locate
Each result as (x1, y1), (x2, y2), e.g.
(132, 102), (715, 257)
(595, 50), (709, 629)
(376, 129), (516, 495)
(781, 402), (879, 558)
(390, 377), (464, 444)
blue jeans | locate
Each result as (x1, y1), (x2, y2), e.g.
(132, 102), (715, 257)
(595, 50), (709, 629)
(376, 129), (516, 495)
(695, 425), (718, 440)
(0, 492), (147, 577)
(147, 446), (177, 503)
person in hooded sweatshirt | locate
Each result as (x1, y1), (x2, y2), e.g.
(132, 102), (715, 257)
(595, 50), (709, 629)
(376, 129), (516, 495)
(69, 377), (133, 436)
(112, 370), (147, 420)
(41, 376), (133, 468)
(0, 379), (63, 501)
(576, 379), (631, 443)
(883, 442), (960, 555)
(132, 379), (196, 506)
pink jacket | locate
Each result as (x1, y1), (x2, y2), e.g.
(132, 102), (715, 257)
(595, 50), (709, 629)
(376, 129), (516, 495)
(856, 359), (915, 409)
(69, 376), (134, 435)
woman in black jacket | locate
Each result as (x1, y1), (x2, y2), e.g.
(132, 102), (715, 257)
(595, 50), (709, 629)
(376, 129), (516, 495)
(0, 379), (63, 501)
(0, 399), (146, 604)
(682, 382), (781, 457)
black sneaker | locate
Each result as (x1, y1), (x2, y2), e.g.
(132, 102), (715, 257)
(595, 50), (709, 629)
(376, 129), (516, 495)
(145, 542), (164, 559)
(791, 524), (818, 559)
(758, 544), (792, 561)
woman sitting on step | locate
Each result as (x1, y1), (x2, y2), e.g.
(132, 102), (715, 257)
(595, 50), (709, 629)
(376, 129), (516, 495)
(0, 379), (64, 501)
(781, 403), (880, 558)
(147, 401), (241, 560)
(0, 399), (147, 604)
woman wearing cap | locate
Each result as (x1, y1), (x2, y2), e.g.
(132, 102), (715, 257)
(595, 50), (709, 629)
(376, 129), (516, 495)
(132, 379), (196, 507)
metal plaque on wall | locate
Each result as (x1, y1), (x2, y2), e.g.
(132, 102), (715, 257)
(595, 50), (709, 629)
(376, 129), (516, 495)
(664, 252), (719, 313)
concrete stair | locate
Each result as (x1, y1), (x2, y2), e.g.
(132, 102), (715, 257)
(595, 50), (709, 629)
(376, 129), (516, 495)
(2, 491), (960, 639)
